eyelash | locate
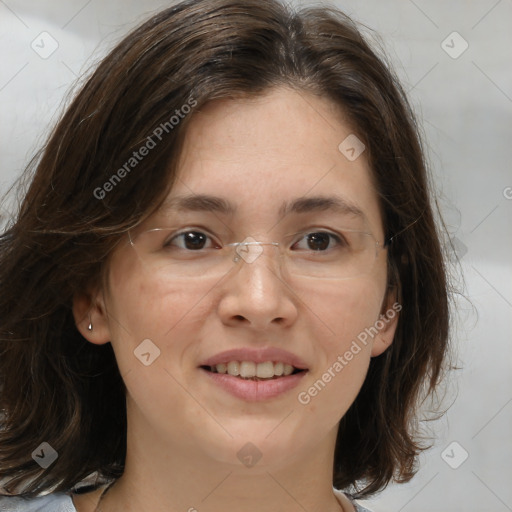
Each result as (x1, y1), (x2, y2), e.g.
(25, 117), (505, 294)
(166, 228), (347, 251)
(166, 230), (219, 250)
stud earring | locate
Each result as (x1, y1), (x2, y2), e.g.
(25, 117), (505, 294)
(87, 314), (93, 331)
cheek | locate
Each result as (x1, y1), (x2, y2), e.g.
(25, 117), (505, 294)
(307, 276), (386, 353)
(102, 269), (203, 429)
(104, 258), (200, 374)
(295, 277), (385, 421)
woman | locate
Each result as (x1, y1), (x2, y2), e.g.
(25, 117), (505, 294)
(0, 1), (451, 511)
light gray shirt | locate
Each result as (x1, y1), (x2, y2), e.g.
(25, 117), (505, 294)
(0, 492), (374, 511)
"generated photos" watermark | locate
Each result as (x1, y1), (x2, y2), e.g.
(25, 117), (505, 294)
(93, 97), (197, 200)
(297, 302), (402, 405)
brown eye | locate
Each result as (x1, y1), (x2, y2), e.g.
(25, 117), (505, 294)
(306, 233), (330, 251)
(293, 231), (345, 252)
(168, 231), (212, 250)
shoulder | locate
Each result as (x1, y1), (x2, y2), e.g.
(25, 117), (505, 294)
(351, 501), (374, 512)
(333, 489), (374, 512)
(0, 493), (76, 512)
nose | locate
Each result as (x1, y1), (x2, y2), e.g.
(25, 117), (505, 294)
(217, 241), (299, 330)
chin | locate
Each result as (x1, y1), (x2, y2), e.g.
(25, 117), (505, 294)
(193, 420), (316, 470)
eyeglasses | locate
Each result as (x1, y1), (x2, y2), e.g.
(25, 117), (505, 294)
(128, 226), (390, 280)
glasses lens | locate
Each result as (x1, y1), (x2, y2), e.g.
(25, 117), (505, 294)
(130, 228), (380, 280)
(130, 228), (235, 278)
(282, 230), (378, 279)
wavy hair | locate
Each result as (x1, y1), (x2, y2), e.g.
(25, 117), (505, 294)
(0, 0), (451, 498)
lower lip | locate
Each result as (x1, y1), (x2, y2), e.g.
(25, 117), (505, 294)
(200, 368), (307, 401)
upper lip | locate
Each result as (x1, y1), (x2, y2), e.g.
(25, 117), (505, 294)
(200, 347), (309, 370)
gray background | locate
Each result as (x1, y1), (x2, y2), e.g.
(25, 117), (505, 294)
(1, 1), (511, 511)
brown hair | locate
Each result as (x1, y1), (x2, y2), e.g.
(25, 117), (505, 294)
(0, 0), (451, 499)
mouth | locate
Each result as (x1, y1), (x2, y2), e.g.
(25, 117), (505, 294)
(198, 348), (309, 401)
(200, 361), (307, 381)
(198, 349), (309, 401)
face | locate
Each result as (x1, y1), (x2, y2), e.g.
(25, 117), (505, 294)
(76, 87), (398, 473)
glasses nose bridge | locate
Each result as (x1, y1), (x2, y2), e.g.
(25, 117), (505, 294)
(228, 239), (281, 266)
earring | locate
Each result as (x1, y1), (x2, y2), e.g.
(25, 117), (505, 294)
(87, 314), (93, 331)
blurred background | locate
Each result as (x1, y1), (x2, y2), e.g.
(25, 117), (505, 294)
(0, 1), (511, 511)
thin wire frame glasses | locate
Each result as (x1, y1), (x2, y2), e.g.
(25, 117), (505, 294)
(127, 226), (392, 280)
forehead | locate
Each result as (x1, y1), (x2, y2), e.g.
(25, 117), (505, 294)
(158, 87), (383, 234)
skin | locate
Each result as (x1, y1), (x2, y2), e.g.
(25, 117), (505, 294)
(73, 87), (399, 512)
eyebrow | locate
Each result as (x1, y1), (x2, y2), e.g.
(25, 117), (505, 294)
(160, 194), (366, 220)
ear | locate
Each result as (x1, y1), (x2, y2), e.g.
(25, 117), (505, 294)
(72, 286), (111, 346)
(371, 289), (401, 357)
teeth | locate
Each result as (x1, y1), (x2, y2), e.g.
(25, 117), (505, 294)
(216, 363), (227, 374)
(240, 361), (256, 378)
(256, 361), (274, 378)
(211, 361), (300, 379)
(283, 364), (294, 376)
(227, 361), (240, 376)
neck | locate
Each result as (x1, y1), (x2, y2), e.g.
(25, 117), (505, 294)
(97, 413), (346, 512)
